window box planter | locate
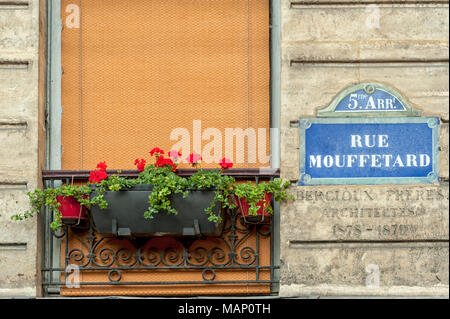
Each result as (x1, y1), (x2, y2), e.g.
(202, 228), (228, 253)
(89, 185), (224, 237)
(234, 193), (273, 224)
(57, 196), (88, 226)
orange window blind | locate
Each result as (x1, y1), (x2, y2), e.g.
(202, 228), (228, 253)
(61, 0), (270, 170)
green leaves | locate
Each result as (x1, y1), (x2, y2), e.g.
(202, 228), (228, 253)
(13, 165), (294, 231)
(232, 178), (294, 216)
(91, 168), (293, 222)
(137, 165), (188, 219)
(11, 184), (93, 231)
(89, 174), (137, 209)
(187, 170), (236, 223)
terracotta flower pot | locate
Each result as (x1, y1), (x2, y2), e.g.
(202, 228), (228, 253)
(56, 196), (87, 226)
(234, 193), (273, 223)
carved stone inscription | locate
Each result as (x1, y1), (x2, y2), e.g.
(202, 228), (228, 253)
(282, 185), (449, 241)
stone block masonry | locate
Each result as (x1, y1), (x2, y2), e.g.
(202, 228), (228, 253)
(0, 0), (42, 297)
(279, 0), (449, 297)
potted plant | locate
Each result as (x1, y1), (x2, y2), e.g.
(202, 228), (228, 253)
(88, 148), (237, 237)
(12, 147), (294, 233)
(233, 178), (294, 223)
(11, 184), (92, 231)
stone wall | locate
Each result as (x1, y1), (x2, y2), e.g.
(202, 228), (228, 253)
(279, 0), (449, 297)
(0, 0), (43, 297)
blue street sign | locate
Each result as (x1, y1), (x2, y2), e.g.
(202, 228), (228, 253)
(334, 88), (406, 112)
(317, 83), (421, 117)
(298, 117), (440, 185)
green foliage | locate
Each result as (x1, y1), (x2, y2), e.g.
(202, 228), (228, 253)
(137, 165), (189, 219)
(187, 169), (236, 223)
(11, 184), (92, 231)
(90, 167), (237, 224)
(12, 165), (294, 231)
(233, 178), (294, 216)
(89, 173), (137, 209)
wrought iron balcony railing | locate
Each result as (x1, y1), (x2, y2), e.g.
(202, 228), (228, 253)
(40, 169), (280, 296)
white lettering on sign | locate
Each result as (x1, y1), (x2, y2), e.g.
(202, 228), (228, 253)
(366, 96), (376, 109)
(308, 134), (431, 169)
(351, 135), (389, 148)
(309, 154), (431, 169)
(346, 94), (398, 110)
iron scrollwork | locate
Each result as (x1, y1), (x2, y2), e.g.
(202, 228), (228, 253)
(60, 208), (273, 286)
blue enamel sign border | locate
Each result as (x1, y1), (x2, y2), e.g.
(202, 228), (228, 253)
(298, 117), (440, 186)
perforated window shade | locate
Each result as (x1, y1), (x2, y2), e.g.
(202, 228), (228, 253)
(61, 0), (270, 170)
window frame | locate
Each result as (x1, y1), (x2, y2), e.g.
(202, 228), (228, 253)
(45, 0), (281, 296)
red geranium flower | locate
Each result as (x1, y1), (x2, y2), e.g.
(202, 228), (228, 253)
(96, 161), (107, 171)
(89, 169), (108, 184)
(219, 157), (233, 170)
(88, 171), (98, 184)
(150, 147), (165, 156)
(97, 169), (108, 180)
(89, 161), (109, 184)
(134, 158), (146, 172)
(156, 155), (177, 172)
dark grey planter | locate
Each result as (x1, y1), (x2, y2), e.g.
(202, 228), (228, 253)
(89, 185), (224, 237)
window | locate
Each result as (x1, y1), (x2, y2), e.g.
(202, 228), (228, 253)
(45, 0), (278, 297)
(60, 0), (271, 170)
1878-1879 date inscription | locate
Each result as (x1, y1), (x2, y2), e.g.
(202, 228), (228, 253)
(332, 224), (418, 238)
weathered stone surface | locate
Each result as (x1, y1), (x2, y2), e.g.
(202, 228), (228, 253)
(0, 187), (38, 297)
(279, 243), (449, 297)
(0, 188), (35, 243)
(0, 4), (37, 52)
(284, 41), (449, 62)
(284, 41), (360, 62)
(0, 63), (38, 119)
(282, 2), (449, 42)
(280, 183), (449, 296)
(281, 62), (449, 125)
(440, 123), (449, 179)
(359, 41), (449, 61)
(0, 0), (39, 297)
(279, 0), (449, 298)
(280, 127), (300, 181)
(280, 1), (450, 123)
(281, 184), (449, 241)
(0, 127), (36, 174)
(0, 247), (37, 292)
